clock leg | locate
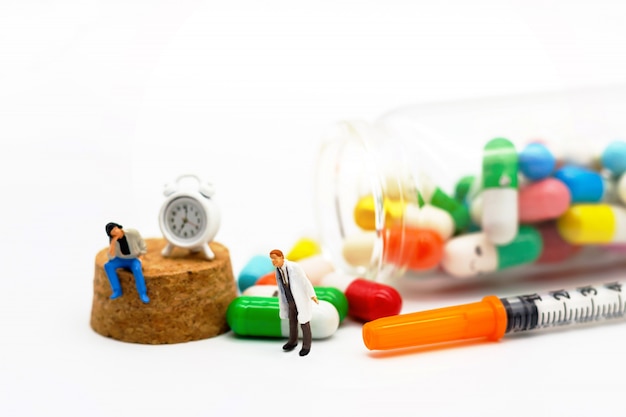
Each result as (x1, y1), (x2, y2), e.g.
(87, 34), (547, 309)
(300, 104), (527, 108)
(161, 243), (174, 257)
(201, 243), (215, 260)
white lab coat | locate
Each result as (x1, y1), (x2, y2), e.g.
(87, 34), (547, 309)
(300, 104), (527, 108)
(276, 259), (316, 324)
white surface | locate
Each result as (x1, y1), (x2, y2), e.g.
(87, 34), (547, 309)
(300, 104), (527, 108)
(3, 1), (626, 416)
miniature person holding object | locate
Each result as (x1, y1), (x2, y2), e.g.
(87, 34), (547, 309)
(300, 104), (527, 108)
(270, 249), (319, 356)
(104, 222), (150, 303)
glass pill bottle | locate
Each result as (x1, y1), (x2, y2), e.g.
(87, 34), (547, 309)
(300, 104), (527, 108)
(314, 85), (626, 284)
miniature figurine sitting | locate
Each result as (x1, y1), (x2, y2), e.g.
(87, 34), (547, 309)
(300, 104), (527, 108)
(104, 222), (150, 303)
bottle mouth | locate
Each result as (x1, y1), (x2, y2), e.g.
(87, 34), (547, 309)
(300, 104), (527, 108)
(314, 121), (384, 280)
(314, 120), (420, 282)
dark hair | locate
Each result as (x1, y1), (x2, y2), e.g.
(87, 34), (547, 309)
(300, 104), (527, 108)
(105, 222), (123, 237)
(269, 249), (284, 258)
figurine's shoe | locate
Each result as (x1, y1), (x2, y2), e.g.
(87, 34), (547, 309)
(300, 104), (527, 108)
(299, 348), (310, 357)
(110, 290), (123, 300)
(282, 342), (297, 351)
(139, 293), (150, 304)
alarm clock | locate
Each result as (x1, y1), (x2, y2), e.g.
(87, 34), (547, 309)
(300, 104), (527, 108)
(158, 174), (221, 260)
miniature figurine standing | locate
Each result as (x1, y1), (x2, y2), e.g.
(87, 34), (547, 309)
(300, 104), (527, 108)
(270, 249), (319, 356)
(104, 222), (150, 303)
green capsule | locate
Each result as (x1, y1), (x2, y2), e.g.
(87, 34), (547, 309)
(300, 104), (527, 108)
(429, 187), (471, 233)
(496, 225), (543, 270)
(227, 296), (282, 337)
(241, 285), (349, 322)
(482, 137), (519, 244)
(226, 296), (340, 339)
(418, 186), (470, 234)
(441, 225), (542, 279)
(314, 287), (349, 322)
(454, 175), (475, 203)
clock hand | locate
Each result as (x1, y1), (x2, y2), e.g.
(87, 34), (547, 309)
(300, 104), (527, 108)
(185, 219), (199, 228)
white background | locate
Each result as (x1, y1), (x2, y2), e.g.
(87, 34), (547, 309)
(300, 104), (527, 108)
(3, 1), (626, 416)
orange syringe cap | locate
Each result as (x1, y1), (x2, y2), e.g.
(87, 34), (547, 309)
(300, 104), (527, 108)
(362, 295), (508, 350)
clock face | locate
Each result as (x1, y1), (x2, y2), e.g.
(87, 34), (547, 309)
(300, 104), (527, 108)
(163, 196), (207, 241)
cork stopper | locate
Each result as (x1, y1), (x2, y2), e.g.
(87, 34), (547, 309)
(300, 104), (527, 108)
(90, 238), (237, 344)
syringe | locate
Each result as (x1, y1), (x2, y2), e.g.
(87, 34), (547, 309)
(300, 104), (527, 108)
(362, 281), (626, 351)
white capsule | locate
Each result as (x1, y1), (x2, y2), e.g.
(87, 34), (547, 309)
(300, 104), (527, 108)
(280, 300), (339, 339)
(320, 270), (358, 292)
(404, 203), (454, 241)
(297, 254), (335, 285)
(243, 285), (280, 297)
(440, 233), (498, 278)
(551, 137), (602, 169)
(341, 231), (376, 268)
(470, 193), (483, 226)
(481, 188), (518, 245)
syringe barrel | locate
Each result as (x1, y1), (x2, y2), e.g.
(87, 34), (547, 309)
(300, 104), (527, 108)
(500, 281), (626, 334)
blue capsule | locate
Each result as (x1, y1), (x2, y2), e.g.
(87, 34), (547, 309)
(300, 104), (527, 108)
(553, 165), (604, 203)
(518, 142), (556, 181)
(237, 255), (275, 293)
(601, 140), (626, 177)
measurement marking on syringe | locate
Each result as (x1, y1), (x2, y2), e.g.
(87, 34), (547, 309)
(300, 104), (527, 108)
(591, 298), (596, 320)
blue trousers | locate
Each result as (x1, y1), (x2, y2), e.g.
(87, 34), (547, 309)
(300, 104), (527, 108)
(104, 257), (147, 297)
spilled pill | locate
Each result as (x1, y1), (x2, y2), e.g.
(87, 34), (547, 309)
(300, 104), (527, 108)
(297, 254), (335, 285)
(321, 271), (402, 322)
(255, 255), (335, 286)
(226, 297), (340, 339)
(243, 285), (349, 322)
(237, 255), (275, 293)
(255, 271), (278, 286)
(286, 237), (321, 261)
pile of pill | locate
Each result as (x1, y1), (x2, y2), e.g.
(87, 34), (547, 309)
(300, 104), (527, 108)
(226, 238), (403, 340)
(342, 138), (626, 279)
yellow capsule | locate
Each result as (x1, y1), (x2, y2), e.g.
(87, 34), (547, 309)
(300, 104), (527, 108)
(353, 195), (405, 231)
(286, 237), (321, 261)
(557, 204), (626, 244)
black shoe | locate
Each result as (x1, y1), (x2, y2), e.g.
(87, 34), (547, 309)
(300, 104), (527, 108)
(282, 342), (297, 351)
(299, 348), (310, 356)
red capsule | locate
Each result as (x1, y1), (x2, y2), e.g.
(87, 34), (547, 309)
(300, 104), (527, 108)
(345, 278), (403, 322)
(255, 271), (277, 285)
(321, 272), (403, 322)
(519, 178), (571, 223)
(535, 221), (582, 264)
